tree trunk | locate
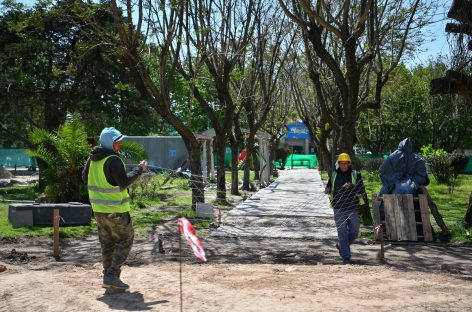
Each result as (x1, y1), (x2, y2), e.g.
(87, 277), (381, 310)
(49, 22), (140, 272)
(180, 136), (205, 209)
(243, 136), (255, 191)
(206, 141), (213, 181)
(465, 192), (472, 227)
(318, 144), (332, 172)
(269, 138), (279, 177)
(314, 127), (332, 172)
(253, 149), (260, 181)
(189, 173), (204, 208)
(214, 135), (227, 202)
(229, 134), (239, 195)
(36, 158), (48, 191)
(337, 120), (356, 157)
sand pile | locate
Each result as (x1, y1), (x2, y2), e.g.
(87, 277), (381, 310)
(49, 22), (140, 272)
(0, 166), (14, 179)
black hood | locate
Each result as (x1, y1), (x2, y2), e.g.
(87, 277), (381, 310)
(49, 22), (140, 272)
(89, 146), (118, 161)
(379, 138), (429, 194)
(397, 138), (412, 154)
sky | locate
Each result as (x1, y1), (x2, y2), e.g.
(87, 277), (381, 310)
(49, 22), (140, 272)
(13, 0), (451, 67)
(408, 3), (451, 67)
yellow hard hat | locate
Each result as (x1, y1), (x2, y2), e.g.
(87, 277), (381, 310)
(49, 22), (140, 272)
(337, 153), (351, 163)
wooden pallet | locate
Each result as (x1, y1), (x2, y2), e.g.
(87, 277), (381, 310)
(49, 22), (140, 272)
(372, 194), (433, 242)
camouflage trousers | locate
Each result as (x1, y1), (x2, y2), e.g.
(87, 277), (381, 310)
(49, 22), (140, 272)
(94, 212), (134, 277)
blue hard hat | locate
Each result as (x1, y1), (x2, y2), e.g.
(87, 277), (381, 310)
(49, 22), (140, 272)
(99, 127), (125, 151)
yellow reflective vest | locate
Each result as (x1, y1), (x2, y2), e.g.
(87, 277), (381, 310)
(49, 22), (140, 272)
(329, 170), (364, 207)
(331, 170), (358, 191)
(87, 155), (130, 213)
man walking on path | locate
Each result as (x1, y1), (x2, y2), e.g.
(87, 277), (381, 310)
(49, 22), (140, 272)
(325, 153), (366, 264)
(82, 127), (147, 289)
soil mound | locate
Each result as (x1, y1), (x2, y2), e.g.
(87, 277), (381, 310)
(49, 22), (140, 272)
(0, 166), (14, 179)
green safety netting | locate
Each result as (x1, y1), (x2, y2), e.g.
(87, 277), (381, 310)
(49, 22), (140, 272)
(0, 148), (37, 168)
(284, 154), (318, 169)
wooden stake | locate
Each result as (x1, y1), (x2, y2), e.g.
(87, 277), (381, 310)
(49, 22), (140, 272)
(53, 209), (60, 259)
(377, 224), (385, 261)
(157, 234), (165, 253)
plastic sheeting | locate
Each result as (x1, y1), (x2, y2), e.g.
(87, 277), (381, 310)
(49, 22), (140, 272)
(379, 138), (429, 195)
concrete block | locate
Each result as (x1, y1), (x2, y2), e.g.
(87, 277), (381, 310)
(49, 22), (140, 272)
(8, 207), (34, 228)
(8, 203), (92, 227)
(196, 203), (214, 219)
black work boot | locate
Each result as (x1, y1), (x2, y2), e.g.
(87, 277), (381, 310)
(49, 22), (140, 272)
(102, 273), (129, 290)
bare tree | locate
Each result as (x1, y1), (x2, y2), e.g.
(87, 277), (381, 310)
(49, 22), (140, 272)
(261, 73), (296, 175)
(232, 2), (294, 190)
(286, 50), (334, 171)
(80, 0), (205, 207)
(175, 0), (257, 201)
(279, 0), (436, 155)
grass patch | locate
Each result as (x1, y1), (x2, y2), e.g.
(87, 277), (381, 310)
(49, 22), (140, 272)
(0, 185), (37, 201)
(168, 196), (192, 207)
(225, 170), (256, 182)
(179, 207), (196, 219)
(0, 174), (200, 239)
(132, 210), (176, 235)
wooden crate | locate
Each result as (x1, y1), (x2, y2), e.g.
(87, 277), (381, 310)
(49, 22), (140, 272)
(372, 194), (433, 242)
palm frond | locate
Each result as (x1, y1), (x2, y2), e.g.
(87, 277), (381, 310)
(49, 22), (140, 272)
(121, 141), (148, 163)
(29, 128), (57, 145)
(27, 146), (57, 167)
(27, 115), (91, 202)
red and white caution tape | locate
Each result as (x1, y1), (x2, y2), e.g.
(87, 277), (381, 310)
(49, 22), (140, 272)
(178, 217), (207, 262)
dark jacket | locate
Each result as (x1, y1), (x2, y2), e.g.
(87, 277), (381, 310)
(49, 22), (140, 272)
(327, 168), (365, 210)
(82, 147), (143, 189)
(379, 138), (429, 196)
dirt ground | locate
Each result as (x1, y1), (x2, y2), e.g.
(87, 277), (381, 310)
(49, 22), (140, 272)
(1, 224), (472, 312)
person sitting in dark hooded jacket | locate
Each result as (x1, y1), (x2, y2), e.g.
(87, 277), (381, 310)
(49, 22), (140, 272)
(379, 138), (429, 196)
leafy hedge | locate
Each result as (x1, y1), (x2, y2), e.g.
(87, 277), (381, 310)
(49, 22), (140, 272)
(420, 144), (469, 194)
(426, 154), (469, 184)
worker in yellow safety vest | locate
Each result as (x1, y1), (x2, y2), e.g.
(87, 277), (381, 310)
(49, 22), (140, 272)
(325, 153), (366, 265)
(82, 127), (147, 289)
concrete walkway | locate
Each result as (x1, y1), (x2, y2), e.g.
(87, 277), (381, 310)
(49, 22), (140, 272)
(211, 169), (338, 240)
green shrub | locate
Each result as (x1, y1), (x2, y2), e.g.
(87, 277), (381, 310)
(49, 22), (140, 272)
(426, 155), (454, 184)
(425, 155), (467, 182)
(420, 144), (447, 157)
(425, 153), (468, 193)
(27, 115), (90, 202)
(129, 173), (161, 200)
(421, 145), (461, 187)
(366, 170), (381, 183)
